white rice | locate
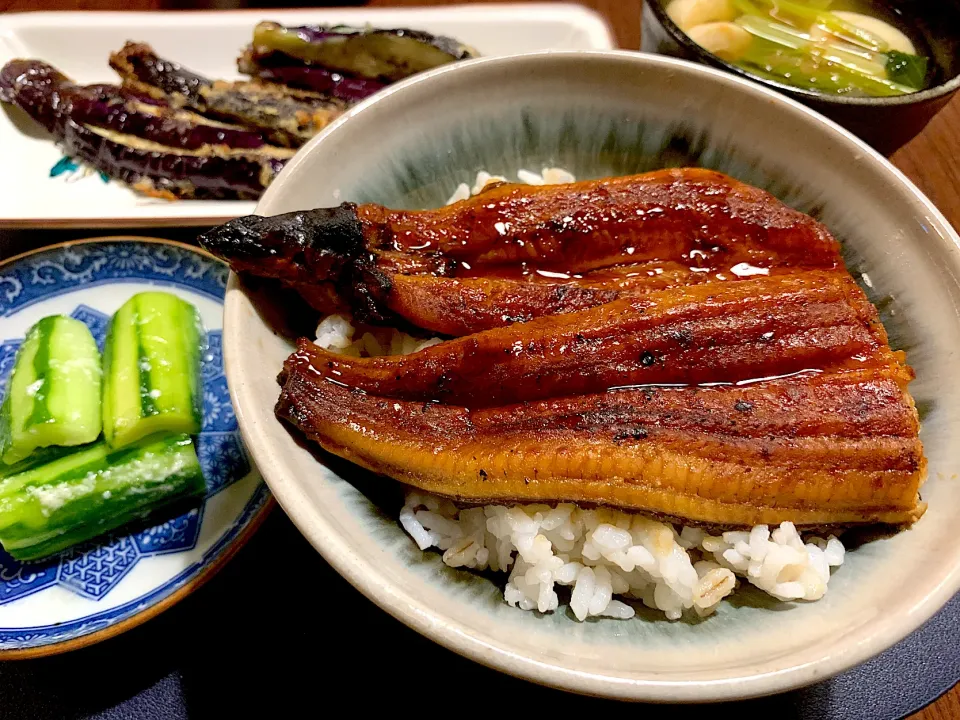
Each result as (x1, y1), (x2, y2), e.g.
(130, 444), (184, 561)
(314, 314), (442, 358)
(399, 496), (844, 621)
(314, 168), (847, 621)
(444, 167), (576, 205)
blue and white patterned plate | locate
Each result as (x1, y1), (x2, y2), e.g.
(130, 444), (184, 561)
(0, 238), (270, 657)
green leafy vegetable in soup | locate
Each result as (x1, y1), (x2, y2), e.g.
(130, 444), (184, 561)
(665, 0), (930, 96)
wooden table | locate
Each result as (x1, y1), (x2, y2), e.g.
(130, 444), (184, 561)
(0, 0), (956, 716)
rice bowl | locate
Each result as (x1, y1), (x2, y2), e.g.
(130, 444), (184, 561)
(222, 51), (960, 701)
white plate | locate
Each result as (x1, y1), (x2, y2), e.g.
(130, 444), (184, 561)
(0, 5), (614, 229)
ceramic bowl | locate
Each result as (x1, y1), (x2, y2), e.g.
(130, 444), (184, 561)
(641, 0), (960, 155)
(221, 51), (960, 702)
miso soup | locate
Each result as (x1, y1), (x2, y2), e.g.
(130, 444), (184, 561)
(664, 0), (930, 97)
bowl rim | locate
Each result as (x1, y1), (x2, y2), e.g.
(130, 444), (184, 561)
(644, 0), (960, 107)
(227, 49), (960, 702)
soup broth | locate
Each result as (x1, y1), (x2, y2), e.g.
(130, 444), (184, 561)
(664, 0), (930, 97)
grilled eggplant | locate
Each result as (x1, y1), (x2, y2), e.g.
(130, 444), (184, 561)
(62, 119), (288, 200)
(0, 60), (271, 151)
(3, 22), (475, 199)
(0, 59), (291, 200)
(76, 95), (272, 151)
(110, 42), (344, 146)
(247, 22), (478, 82)
(238, 49), (386, 102)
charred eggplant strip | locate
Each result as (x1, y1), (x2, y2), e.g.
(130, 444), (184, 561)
(108, 43), (209, 106)
(1, 58), (290, 199)
(249, 22), (478, 82)
(238, 48), (386, 102)
(62, 120), (289, 200)
(110, 42), (344, 146)
(202, 80), (343, 146)
(0, 59), (271, 151)
(73, 93), (271, 151)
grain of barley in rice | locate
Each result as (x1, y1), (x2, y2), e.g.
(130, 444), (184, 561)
(311, 166), (848, 622)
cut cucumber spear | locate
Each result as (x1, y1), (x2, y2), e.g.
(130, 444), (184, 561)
(102, 292), (204, 449)
(0, 433), (205, 561)
(0, 316), (102, 465)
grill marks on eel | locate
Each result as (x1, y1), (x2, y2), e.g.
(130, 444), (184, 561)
(275, 270), (926, 527)
(200, 168), (843, 334)
(285, 272), (894, 408)
(276, 365), (924, 527)
(357, 168), (840, 270)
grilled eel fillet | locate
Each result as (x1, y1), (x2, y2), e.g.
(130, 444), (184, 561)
(199, 168), (844, 336)
(275, 273), (925, 527)
(288, 272), (891, 408)
(201, 169), (926, 527)
(277, 363), (923, 528)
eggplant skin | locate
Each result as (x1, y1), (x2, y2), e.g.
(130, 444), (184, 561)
(250, 21), (478, 82)
(238, 48), (386, 102)
(287, 23), (478, 62)
(0, 59), (67, 133)
(110, 42), (345, 147)
(1, 59), (272, 152)
(0, 58), (291, 200)
(61, 120), (286, 200)
(74, 94), (270, 151)
(203, 80), (343, 146)
(107, 42), (208, 107)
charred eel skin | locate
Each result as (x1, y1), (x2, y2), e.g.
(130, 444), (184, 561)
(199, 169), (844, 333)
(200, 205), (405, 322)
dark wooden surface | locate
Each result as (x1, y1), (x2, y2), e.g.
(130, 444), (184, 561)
(0, 0), (957, 717)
